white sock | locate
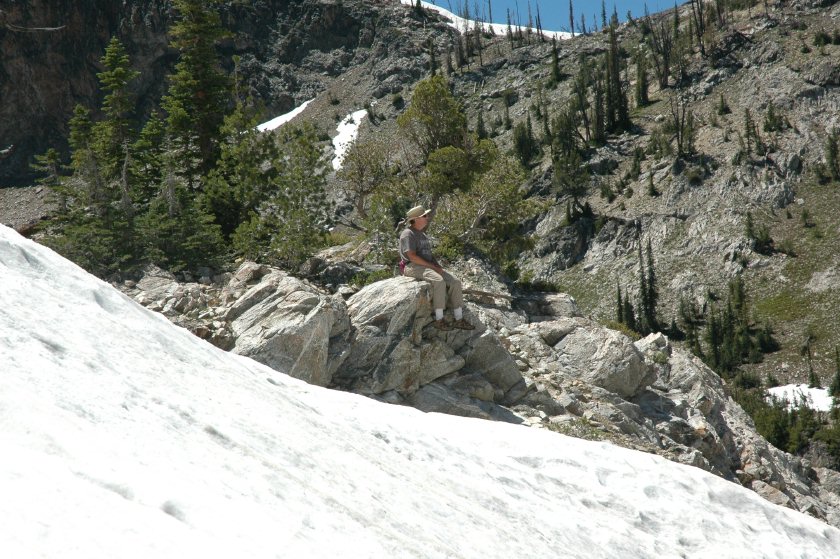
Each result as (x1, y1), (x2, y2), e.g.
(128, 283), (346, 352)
(435, 308), (444, 321)
(454, 307), (463, 320)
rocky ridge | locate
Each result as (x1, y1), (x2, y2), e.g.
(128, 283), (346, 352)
(117, 259), (840, 527)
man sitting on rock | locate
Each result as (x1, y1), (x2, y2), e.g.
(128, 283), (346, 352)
(399, 205), (475, 331)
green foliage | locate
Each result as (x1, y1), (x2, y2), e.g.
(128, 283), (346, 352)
(606, 27), (630, 133)
(700, 276), (778, 376)
(824, 129), (840, 182)
(422, 145), (472, 199)
(763, 102), (788, 133)
(513, 115), (539, 166)
(350, 268), (393, 287)
(647, 125), (673, 158)
(138, 162), (224, 271)
(434, 151), (540, 267)
(31, 148), (63, 210)
(634, 48), (649, 108)
(716, 93), (731, 116)
(732, 372), (762, 390)
(397, 75), (467, 161)
(96, 37), (140, 178)
(604, 320), (641, 341)
(231, 125), (332, 269)
(547, 37), (562, 88)
(627, 239), (658, 335)
(552, 150), (590, 209)
(742, 109), (765, 156)
(336, 137), (396, 220)
(201, 99), (279, 239)
(734, 389), (791, 452)
(161, 0), (231, 180)
(42, 39), (147, 276)
(745, 211), (774, 255)
(813, 422), (840, 470)
(814, 29), (832, 47)
(830, 349), (840, 399)
(669, 91), (696, 158)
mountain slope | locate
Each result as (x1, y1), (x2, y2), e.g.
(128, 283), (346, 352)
(3, 228), (840, 557)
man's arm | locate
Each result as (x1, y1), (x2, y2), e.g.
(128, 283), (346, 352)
(404, 250), (443, 275)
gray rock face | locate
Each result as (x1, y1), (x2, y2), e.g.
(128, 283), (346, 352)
(227, 270), (350, 387)
(338, 277), (523, 403)
(554, 327), (655, 398)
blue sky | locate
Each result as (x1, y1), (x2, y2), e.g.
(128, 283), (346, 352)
(424, 1), (675, 31)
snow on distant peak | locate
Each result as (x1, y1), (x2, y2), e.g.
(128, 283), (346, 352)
(332, 108), (368, 171)
(2, 224), (840, 558)
(399, 0), (572, 41)
(257, 99), (314, 132)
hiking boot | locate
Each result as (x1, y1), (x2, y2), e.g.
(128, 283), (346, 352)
(451, 318), (475, 330)
(432, 318), (454, 331)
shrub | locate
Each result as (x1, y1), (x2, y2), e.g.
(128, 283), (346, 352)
(732, 372), (762, 389)
(814, 30), (832, 47)
(604, 320), (641, 340)
(685, 166), (703, 186)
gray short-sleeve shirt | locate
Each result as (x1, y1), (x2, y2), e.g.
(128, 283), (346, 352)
(399, 228), (435, 264)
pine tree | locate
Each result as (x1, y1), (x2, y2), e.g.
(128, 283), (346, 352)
(635, 48), (650, 107)
(201, 95), (280, 239)
(131, 111), (166, 206)
(161, 0), (231, 182)
(397, 75), (467, 162)
(513, 114), (539, 166)
(688, 0), (706, 56)
(548, 37), (562, 88)
(44, 38), (145, 276)
(808, 364), (822, 389)
(476, 111), (488, 140)
(645, 238), (659, 332)
(571, 57), (591, 142)
(705, 306), (723, 371)
(679, 294), (703, 357)
(592, 67), (606, 145)
(31, 148), (64, 212)
(616, 284), (624, 323)
(568, 0), (575, 37)
(552, 149), (588, 211)
(601, 0), (607, 30)
(638, 242), (650, 333)
(95, 36), (142, 242)
(605, 23), (629, 134)
(717, 92), (731, 115)
(506, 10), (514, 49)
(743, 109), (764, 155)
(96, 37), (140, 177)
(138, 145), (224, 271)
(825, 129), (840, 181)
(645, 3), (675, 89)
(622, 297), (637, 332)
(231, 124), (332, 269)
(829, 347), (840, 400)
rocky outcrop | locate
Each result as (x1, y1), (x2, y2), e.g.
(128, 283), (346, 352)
(224, 267), (351, 387)
(116, 260), (840, 525)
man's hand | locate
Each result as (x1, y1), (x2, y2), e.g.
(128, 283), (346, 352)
(406, 250), (443, 275)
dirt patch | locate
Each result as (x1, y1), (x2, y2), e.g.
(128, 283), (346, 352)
(0, 185), (54, 231)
